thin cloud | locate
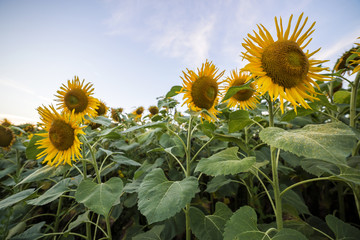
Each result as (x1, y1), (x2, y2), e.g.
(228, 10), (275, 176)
(0, 79), (52, 103)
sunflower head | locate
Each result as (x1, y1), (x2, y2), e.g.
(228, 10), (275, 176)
(111, 108), (123, 122)
(55, 76), (100, 122)
(96, 100), (109, 116)
(179, 60), (225, 121)
(148, 106), (159, 116)
(1, 118), (12, 127)
(334, 47), (360, 73)
(242, 13), (330, 112)
(36, 105), (85, 166)
(132, 107), (144, 120)
(350, 38), (360, 75)
(0, 125), (16, 150)
(24, 124), (35, 133)
(222, 70), (260, 110)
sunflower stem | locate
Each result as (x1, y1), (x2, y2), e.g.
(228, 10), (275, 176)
(268, 99), (283, 230)
(105, 215), (112, 240)
(185, 116), (193, 240)
(350, 72), (360, 128)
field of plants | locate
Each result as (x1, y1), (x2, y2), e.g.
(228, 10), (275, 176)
(1, 13), (360, 240)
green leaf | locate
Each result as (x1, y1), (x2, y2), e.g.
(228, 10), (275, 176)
(206, 176), (233, 193)
(84, 115), (112, 127)
(138, 168), (198, 224)
(282, 189), (310, 215)
(133, 225), (165, 240)
(66, 211), (90, 232)
(189, 202), (232, 240)
(25, 131), (45, 160)
(16, 165), (70, 186)
(75, 177), (123, 216)
(280, 103), (317, 122)
(334, 90), (351, 104)
(335, 167), (360, 185)
(228, 110), (252, 133)
(223, 205), (266, 240)
(272, 228), (308, 240)
(222, 83), (253, 102)
(10, 221), (45, 240)
(300, 158), (339, 177)
(326, 214), (360, 240)
(166, 85), (182, 98)
(27, 178), (72, 206)
(110, 154), (141, 167)
(259, 122), (357, 165)
(195, 147), (256, 176)
(121, 121), (166, 134)
(0, 189), (35, 210)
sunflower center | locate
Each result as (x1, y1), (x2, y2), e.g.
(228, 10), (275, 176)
(191, 76), (218, 110)
(64, 89), (88, 113)
(261, 40), (309, 89)
(49, 120), (75, 151)
(0, 126), (14, 147)
(232, 79), (254, 101)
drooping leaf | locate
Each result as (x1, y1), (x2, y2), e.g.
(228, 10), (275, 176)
(228, 110), (252, 133)
(137, 168), (198, 224)
(222, 84), (253, 102)
(326, 214), (360, 240)
(75, 177), (123, 216)
(280, 103), (317, 122)
(25, 131), (46, 160)
(189, 202), (232, 240)
(300, 158), (339, 177)
(259, 122), (357, 165)
(66, 211), (90, 232)
(16, 165), (70, 186)
(27, 178), (72, 206)
(84, 115), (112, 127)
(110, 154), (141, 167)
(0, 189), (35, 210)
(335, 166), (360, 185)
(10, 221), (45, 240)
(206, 176), (233, 193)
(195, 147), (256, 176)
(282, 189), (310, 215)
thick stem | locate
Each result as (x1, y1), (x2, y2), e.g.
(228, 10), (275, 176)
(185, 116), (193, 240)
(337, 183), (346, 221)
(268, 100), (283, 230)
(105, 215), (112, 240)
(54, 196), (63, 239)
(350, 72), (360, 128)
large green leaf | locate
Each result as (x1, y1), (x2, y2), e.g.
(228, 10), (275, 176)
(0, 189), (35, 210)
(84, 115), (112, 127)
(25, 131), (45, 160)
(223, 206), (307, 240)
(326, 214), (360, 240)
(27, 178), (71, 206)
(189, 202), (232, 240)
(228, 110), (252, 133)
(110, 154), (141, 167)
(195, 147), (255, 176)
(75, 177), (123, 216)
(16, 165), (70, 186)
(133, 225), (165, 240)
(137, 168), (198, 224)
(259, 122), (357, 165)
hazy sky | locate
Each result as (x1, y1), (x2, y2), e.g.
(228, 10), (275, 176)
(1, 0), (359, 124)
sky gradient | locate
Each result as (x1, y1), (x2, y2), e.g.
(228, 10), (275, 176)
(1, 0), (359, 124)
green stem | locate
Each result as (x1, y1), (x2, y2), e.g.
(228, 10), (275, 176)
(252, 173), (276, 215)
(280, 176), (333, 197)
(105, 215), (112, 240)
(191, 136), (214, 163)
(54, 196), (63, 239)
(185, 116), (193, 240)
(353, 140), (360, 156)
(268, 99), (283, 230)
(337, 183), (346, 221)
(350, 72), (360, 128)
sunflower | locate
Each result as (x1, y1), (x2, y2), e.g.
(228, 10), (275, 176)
(111, 108), (123, 122)
(55, 76), (99, 122)
(95, 100), (109, 116)
(351, 39), (360, 74)
(1, 118), (12, 127)
(0, 125), (15, 150)
(148, 106), (159, 117)
(132, 106), (144, 120)
(180, 60), (225, 121)
(222, 69), (260, 110)
(241, 13), (329, 112)
(334, 47), (360, 73)
(36, 105), (85, 166)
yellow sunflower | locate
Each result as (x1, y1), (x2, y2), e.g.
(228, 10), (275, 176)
(111, 108), (123, 122)
(351, 38), (360, 74)
(180, 60), (225, 121)
(36, 105), (85, 166)
(222, 69), (260, 110)
(1, 118), (12, 127)
(132, 106), (144, 121)
(241, 13), (329, 112)
(55, 76), (99, 121)
(95, 100), (109, 117)
(0, 125), (16, 150)
(148, 106), (159, 117)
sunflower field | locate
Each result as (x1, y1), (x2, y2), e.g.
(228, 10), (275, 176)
(1, 13), (360, 240)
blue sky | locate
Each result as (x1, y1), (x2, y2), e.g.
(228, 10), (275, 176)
(1, 0), (359, 124)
